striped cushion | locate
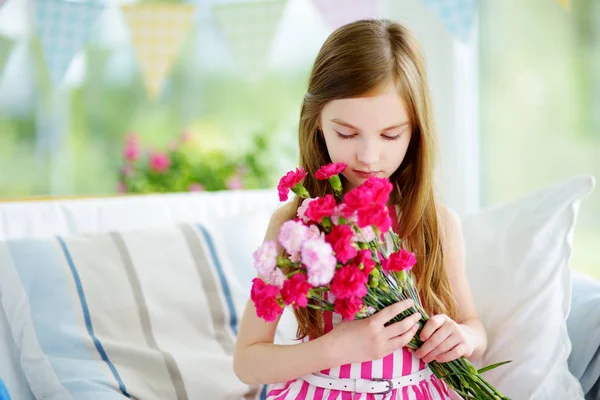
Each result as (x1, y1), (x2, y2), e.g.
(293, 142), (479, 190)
(0, 223), (262, 400)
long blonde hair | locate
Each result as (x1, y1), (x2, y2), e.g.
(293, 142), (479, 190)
(291, 19), (457, 340)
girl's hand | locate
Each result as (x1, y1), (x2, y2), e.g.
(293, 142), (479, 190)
(329, 299), (421, 365)
(414, 314), (475, 363)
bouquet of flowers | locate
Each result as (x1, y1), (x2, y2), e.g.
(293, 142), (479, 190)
(250, 163), (511, 400)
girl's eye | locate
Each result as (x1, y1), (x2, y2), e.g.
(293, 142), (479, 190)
(382, 134), (401, 141)
(336, 131), (356, 139)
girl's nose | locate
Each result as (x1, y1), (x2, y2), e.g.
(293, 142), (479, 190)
(356, 140), (380, 167)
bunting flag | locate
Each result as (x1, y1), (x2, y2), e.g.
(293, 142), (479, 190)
(311, 0), (381, 31)
(121, 4), (196, 99)
(558, 0), (570, 10)
(421, 0), (478, 42)
(0, 0), (6, 9)
(212, 0), (286, 79)
(33, 0), (104, 86)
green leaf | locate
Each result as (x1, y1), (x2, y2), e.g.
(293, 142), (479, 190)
(477, 360), (513, 374)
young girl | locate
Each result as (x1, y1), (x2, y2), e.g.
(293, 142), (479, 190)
(234, 19), (487, 400)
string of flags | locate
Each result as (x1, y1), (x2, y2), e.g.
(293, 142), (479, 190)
(0, 0), (489, 99)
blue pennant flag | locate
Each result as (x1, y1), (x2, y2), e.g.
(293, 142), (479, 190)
(422, 0), (478, 42)
(33, 0), (104, 86)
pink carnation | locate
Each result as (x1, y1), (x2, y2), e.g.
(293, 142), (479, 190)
(308, 224), (323, 241)
(362, 177), (393, 206)
(334, 296), (364, 321)
(315, 162), (347, 180)
(330, 264), (368, 299)
(297, 198), (314, 222)
(149, 151), (171, 173)
(352, 225), (376, 243)
(356, 249), (376, 276)
(277, 168), (307, 201)
(342, 186), (374, 217)
(325, 224), (357, 264)
(278, 220), (310, 262)
(267, 268), (286, 288)
(250, 278), (283, 322)
(252, 241), (278, 279)
(281, 273), (312, 308)
(301, 238), (337, 287)
(357, 203), (392, 233)
(382, 249), (417, 272)
(305, 194), (336, 223)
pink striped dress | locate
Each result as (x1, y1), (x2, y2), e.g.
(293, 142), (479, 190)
(266, 208), (453, 400)
(265, 293), (453, 400)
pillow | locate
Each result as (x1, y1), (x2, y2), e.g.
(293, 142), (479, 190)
(0, 223), (263, 400)
(462, 175), (594, 399)
(567, 272), (600, 397)
(0, 378), (10, 400)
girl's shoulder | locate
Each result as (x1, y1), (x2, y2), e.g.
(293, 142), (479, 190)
(264, 201), (297, 242)
(435, 202), (464, 251)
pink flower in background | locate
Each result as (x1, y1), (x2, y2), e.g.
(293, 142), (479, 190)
(149, 151), (171, 173)
(188, 183), (205, 192)
(277, 168), (307, 201)
(301, 238), (336, 286)
(281, 273), (312, 308)
(278, 220), (310, 262)
(253, 241), (278, 279)
(121, 164), (135, 178)
(123, 136), (140, 162)
(325, 224), (357, 264)
(117, 182), (127, 193)
(297, 198), (314, 222)
(334, 296), (364, 320)
(226, 174), (244, 190)
(382, 249), (417, 272)
(180, 130), (192, 143)
(315, 162), (347, 180)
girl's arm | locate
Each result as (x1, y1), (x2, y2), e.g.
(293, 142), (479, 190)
(415, 206), (488, 364)
(234, 203), (421, 384)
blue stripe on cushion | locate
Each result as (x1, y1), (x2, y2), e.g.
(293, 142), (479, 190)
(196, 224), (238, 335)
(195, 225), (268, 399)
(7, 238), (125, 397)
(56, 237), (131, 398)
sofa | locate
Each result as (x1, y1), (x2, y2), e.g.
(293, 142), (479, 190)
(0, 175), (598, 400)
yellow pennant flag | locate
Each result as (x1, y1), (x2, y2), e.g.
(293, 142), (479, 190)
(121, 4), (196, 99)
(558, 0), (570, 10)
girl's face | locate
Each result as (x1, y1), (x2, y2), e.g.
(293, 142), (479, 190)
(320, 82), (412, 192)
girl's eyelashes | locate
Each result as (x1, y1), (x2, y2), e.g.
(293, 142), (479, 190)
(334, 130), (402, 141)
(335, 131), (356, 139)
(382, 134), (401, 141)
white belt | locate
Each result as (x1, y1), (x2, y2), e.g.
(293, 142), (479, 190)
(300, 367), (435, 395)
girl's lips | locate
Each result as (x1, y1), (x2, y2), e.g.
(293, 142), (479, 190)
(353, 170), (380, 178)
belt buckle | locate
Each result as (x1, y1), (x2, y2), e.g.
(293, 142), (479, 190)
(370, 378), (393, 395)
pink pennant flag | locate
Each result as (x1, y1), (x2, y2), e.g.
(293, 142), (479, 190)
(311, 0), (382, 30)
(0, 0), (6, 9)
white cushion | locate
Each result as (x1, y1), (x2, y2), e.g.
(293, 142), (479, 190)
(0, 222), (263, 400)
(462, 175), (594, 399)
(0, 189), (279, 399)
